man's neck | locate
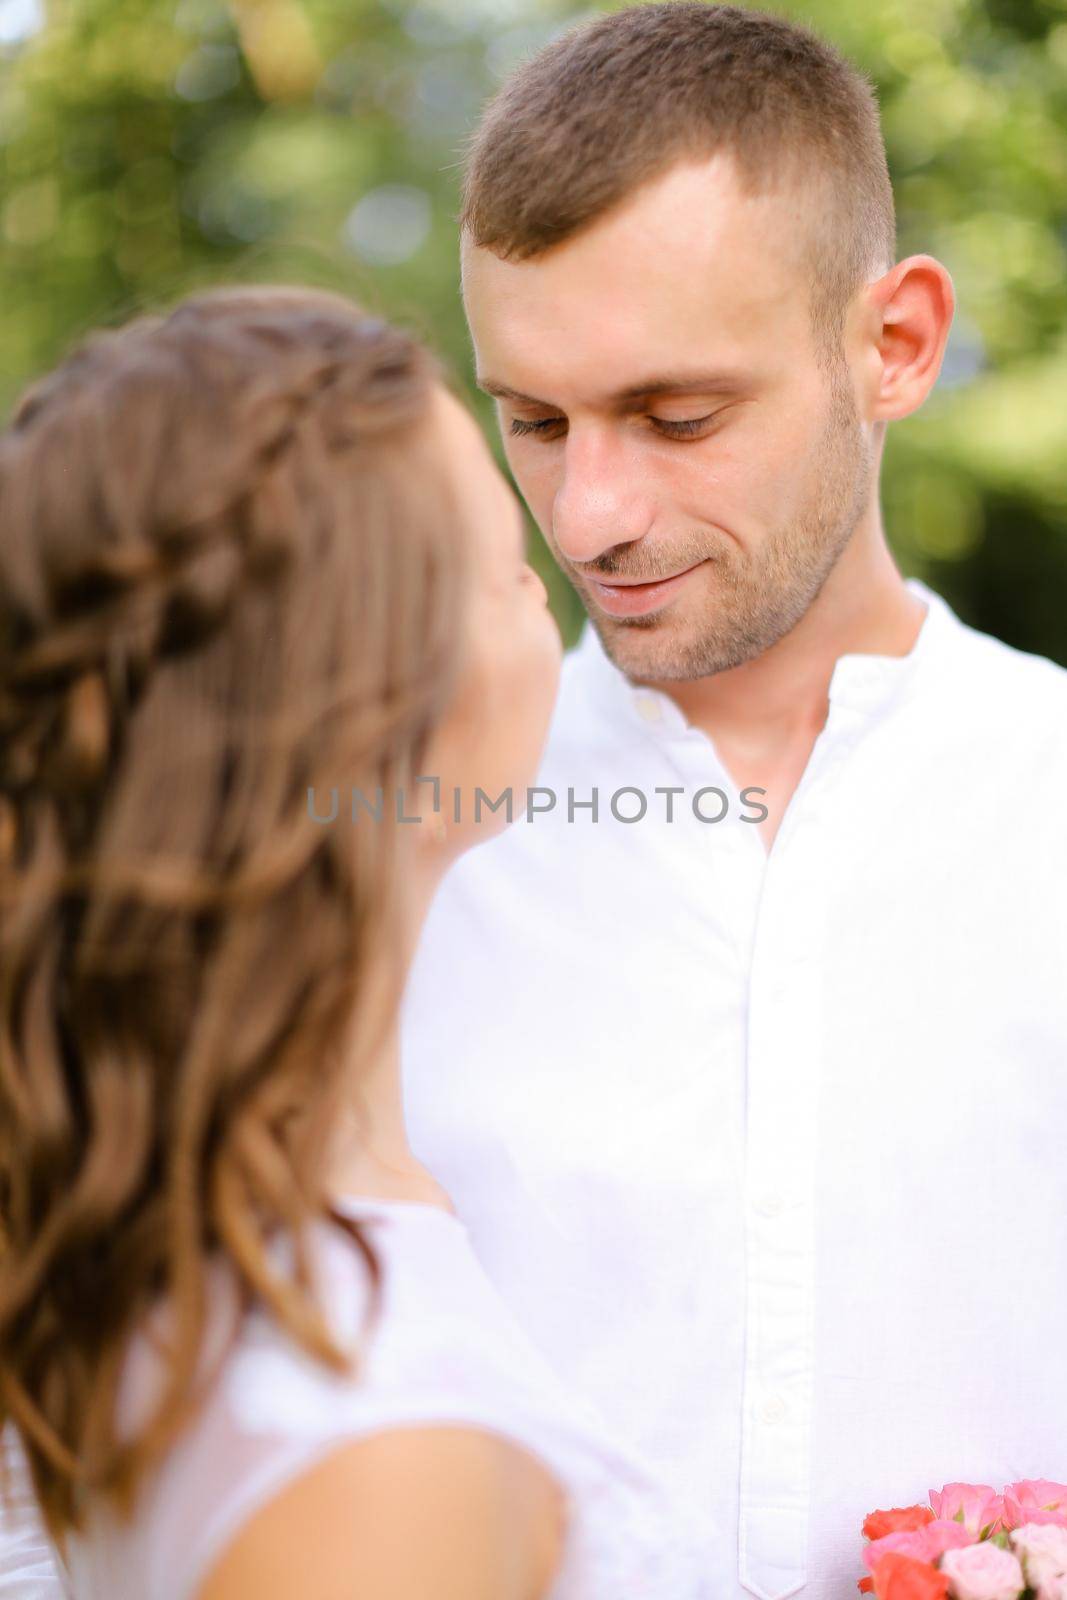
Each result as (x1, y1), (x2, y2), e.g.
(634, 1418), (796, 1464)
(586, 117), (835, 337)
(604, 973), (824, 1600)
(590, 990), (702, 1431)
(650, 533), (923, 757)
(636, 532), (927, 855)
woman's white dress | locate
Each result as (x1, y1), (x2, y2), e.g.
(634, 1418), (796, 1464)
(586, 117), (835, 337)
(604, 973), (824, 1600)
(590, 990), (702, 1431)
(2, 1196), (719, 1599)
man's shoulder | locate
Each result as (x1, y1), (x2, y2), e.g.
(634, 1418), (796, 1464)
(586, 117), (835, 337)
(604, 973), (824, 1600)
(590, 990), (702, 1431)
(937, 607), (1067, 717)
(926, 607), (1067, 801)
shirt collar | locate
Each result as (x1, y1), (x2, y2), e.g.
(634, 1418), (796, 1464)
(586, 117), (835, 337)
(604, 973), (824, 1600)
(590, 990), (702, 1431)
(570, 576), (958, 737)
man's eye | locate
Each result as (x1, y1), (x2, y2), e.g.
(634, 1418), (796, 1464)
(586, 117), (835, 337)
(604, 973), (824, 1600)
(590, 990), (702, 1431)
(508, 413), (721, 441)
(509, 416), (565, 438)
(655, 414), (716, 438)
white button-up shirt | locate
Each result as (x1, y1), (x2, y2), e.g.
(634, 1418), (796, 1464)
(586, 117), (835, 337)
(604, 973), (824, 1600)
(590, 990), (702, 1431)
(401, 577), (1067, 1600)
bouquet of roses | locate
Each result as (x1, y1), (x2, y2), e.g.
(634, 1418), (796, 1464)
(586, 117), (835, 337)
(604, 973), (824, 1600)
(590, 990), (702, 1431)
(858, 1482), (1067, 1600)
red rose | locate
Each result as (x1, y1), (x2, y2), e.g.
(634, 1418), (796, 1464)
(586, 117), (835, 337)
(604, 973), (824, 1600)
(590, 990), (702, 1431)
(871, 1553), (951, 1600)
(864, 1506), (937, 1542)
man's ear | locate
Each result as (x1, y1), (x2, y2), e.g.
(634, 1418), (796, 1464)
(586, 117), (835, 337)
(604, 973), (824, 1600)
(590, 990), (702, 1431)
(857, 255), (955, 423)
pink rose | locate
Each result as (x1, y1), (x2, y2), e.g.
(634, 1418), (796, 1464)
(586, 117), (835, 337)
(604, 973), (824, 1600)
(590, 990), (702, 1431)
(1009, 1523), (1067, 1598)
(929, 1486), (1006, 1539)
(1003, 1483), (1067, 1531)
(939, 1543), (1024, 1600)
(865, 1522), (975, 1573)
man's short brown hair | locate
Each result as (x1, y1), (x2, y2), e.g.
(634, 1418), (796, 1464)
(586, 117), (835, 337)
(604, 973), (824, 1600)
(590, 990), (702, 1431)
(461, 1), (896, 361)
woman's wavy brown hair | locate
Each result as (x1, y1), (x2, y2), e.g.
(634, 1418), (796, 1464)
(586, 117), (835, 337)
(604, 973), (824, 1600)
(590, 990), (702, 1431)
(0, 285), (472, 1544)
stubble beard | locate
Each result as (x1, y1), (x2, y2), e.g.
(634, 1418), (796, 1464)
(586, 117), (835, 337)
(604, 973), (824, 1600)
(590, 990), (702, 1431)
(582, 366), (874, 683)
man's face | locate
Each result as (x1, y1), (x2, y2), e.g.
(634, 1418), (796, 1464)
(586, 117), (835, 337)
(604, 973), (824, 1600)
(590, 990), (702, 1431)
(461, 154), (877, 683)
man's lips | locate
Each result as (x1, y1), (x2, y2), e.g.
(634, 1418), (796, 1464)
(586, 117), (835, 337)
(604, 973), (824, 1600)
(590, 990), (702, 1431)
(586, 560), (706, 618)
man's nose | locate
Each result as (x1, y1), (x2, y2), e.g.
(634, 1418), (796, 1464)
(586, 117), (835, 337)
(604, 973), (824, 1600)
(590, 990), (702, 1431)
(551, 425), (655, 566)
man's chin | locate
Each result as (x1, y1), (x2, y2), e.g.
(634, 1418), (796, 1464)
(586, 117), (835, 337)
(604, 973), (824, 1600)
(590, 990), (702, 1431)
(588, 606), (716, 683)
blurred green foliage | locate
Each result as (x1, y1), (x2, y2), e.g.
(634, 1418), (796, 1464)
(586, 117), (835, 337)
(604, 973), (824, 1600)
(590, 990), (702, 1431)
(2, 0), (1065, 659)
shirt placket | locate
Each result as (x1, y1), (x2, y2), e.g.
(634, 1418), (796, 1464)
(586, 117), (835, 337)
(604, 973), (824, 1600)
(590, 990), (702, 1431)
(623, 676), (866, 1600)
(736, 710), (859, 1600)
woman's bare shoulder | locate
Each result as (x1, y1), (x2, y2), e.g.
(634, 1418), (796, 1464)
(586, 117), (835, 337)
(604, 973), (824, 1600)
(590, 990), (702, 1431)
(196, 1423), (565, 1600)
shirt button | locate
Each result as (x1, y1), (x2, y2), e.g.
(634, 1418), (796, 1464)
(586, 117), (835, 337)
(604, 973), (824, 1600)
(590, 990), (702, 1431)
(761, 1395), (788, 1424)
(633, 692), (662, 724)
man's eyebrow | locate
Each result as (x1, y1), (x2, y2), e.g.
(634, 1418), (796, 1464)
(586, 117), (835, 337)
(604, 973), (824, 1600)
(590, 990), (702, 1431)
(614, 370), (752, 402)
(477, 378), (547, 404)
(476, 371), (752, 407)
